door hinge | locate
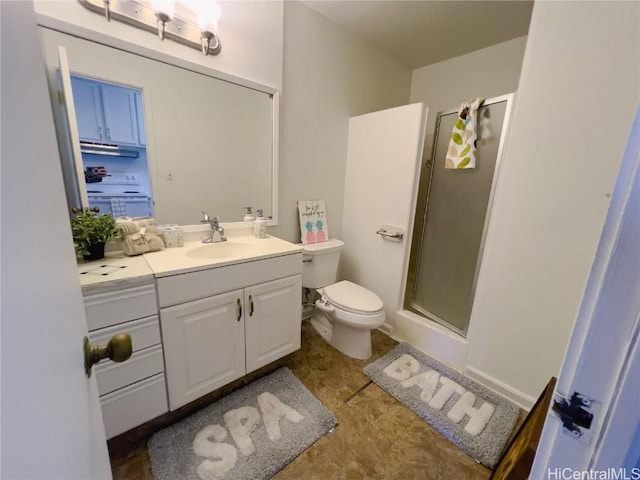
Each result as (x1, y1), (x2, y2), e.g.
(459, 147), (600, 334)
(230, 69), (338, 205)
(552, 391), (598, 443)
(57, 90), (65, 105)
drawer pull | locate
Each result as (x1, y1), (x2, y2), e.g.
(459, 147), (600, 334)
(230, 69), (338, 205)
(84, 333), (132, 378)
(237, 298), (242, 321)
(249, 295), (254, 317)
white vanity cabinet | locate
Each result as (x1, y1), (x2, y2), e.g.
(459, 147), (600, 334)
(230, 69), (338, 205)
(157, 253), (302, 411)
(83, 280), (168, 439)
(160, 290), (246, 410)
(71, 75), (142, 146)
(244, 275), (303, 373)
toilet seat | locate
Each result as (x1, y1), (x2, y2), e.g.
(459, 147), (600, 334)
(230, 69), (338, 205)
(322, 280), (383, 315)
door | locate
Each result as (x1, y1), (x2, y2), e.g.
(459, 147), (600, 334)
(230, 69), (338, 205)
(407, 95), (513, 335)
(1, 1), (111, 478)
(340, 103), (428, 330)
(245, 275), (303, 373)
(101, 83), (140, 145)
(58, 45), (90, 211)
(71, 75), (106, 142)
(530, 108), (640, 475)
(160, 290), (246, 410)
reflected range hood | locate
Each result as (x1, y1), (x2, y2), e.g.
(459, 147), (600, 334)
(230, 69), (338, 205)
(80, 141), (140, 158)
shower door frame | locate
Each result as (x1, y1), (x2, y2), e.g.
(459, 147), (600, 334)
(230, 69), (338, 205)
(405, 93), (515, 337)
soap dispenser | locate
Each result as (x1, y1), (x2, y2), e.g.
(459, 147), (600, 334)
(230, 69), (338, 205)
(243, 207), (255, 222)
(254, 209), (267, 239)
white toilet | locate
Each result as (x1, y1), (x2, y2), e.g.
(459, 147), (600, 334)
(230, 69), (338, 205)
(302, 238), (385, 360)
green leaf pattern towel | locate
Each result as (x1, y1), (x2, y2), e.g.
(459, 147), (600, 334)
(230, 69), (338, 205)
(445, 98), (484, 169)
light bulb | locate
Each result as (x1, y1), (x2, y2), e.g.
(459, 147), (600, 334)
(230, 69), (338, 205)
(151, 0), (175, 19)
(196, 1), (221, 35)
(191, 1), (221, 55)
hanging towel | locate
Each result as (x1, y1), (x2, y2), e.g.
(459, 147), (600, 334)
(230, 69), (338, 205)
(445, 98), (484, 169)
(110, 198), (127, 218)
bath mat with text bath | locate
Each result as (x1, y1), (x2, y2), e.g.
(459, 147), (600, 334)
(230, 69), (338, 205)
(364, 343), (518, 468)
(148, 367), (337, 480)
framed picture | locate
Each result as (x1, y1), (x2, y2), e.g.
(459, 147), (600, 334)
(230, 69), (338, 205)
(297, 200), (328, 244)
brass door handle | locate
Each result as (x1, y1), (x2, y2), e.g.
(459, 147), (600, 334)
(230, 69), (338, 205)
(84, 333), (132, 377)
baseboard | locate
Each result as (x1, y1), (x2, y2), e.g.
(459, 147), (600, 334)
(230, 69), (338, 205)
(465, 366), (536, 411)
(377, 322), (393, 335)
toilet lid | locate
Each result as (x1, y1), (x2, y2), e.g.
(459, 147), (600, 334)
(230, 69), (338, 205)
(323, 280), (384, 315)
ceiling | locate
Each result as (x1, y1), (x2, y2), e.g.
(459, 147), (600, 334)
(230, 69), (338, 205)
(300, 0), (534, 69)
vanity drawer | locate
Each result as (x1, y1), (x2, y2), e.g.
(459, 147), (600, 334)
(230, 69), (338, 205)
(84, 283), (157, 331)
(157, 252), (302, 307)
(95, 344), (165, 396)
(100, 373), (168, 439)
(89, 315), (161, 353)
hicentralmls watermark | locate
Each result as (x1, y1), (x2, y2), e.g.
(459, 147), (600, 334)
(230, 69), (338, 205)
(547, 468), (640, 480)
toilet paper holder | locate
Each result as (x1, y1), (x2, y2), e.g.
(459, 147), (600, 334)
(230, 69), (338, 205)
(376, 225), (404, 242)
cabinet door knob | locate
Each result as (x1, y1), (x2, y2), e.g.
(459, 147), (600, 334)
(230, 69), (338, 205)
(83, 333), (132, 378)
(249, 295), (254, 317)
(237, 298), (242, 321)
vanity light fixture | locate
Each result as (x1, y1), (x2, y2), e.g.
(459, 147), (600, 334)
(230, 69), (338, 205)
(151, 0), (175, 41)
(80, 0), (222, 56)
(194, 1), (221, 56)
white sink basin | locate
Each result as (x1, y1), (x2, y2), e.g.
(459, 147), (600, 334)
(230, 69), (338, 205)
(186, 241), (263, 260)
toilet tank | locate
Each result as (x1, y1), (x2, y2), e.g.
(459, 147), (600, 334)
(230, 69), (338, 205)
(301, 238), (344, 289)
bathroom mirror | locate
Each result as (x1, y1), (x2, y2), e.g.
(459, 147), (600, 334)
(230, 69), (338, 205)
(38, 25), (277, 227)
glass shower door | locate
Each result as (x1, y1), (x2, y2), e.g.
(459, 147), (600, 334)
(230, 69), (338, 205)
(406, 96), (511, 335)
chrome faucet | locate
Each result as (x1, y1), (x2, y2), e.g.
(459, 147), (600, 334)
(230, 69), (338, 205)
(201, 212), (227, 243)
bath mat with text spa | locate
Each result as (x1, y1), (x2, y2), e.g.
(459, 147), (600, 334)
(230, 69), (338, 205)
(148, 367), (338, 480)
(364, 343), (518, 468)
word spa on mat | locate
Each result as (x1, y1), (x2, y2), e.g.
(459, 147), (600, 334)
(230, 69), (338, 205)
(384, 354), (495, 436)
(193, 392), (303, 479)
(149, 367), (338, 480)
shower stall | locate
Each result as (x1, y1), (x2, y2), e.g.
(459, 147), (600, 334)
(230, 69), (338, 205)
(404, 94), (514, 336)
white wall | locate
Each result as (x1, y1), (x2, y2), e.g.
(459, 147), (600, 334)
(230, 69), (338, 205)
(410, 36), (527, 155)
(33, 0), (283, 89)
(277, 1), (412, 243)
(466, 0), (640, 401)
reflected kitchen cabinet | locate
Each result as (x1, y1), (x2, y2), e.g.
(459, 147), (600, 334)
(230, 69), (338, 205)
(71, 75), (143, 147)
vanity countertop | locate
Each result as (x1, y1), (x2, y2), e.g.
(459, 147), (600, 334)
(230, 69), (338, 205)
(79, 235), (303, 290)
(142, 235), (303, 277)
(78, 251), (155, 291)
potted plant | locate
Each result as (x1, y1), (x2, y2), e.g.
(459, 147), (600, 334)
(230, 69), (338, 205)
(70, 208), (119, 260)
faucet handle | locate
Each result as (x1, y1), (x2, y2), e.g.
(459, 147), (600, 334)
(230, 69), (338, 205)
(201, 211), (210, 223)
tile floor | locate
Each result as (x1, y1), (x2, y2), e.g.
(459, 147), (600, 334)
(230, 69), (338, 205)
(110, 321), (497, 479)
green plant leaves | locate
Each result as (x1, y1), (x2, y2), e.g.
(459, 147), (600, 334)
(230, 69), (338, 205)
(70, 208), (118, 256)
